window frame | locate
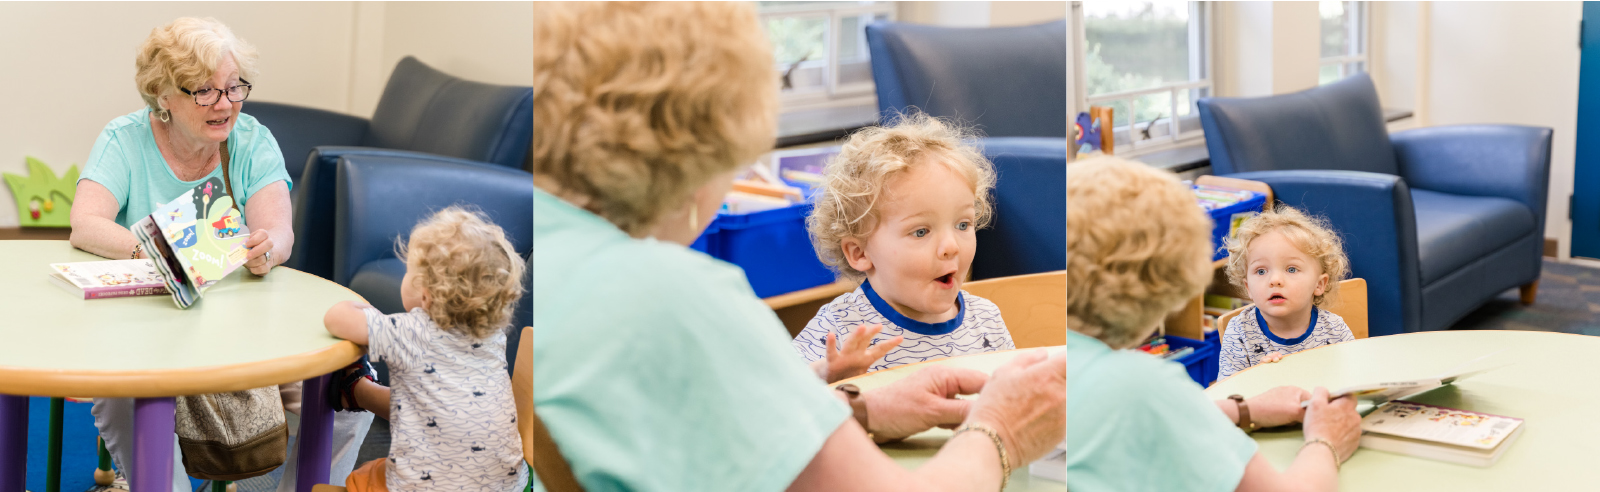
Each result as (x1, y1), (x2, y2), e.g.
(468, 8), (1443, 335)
(1071, 1), (1216, 157)
(1318, 1), (1370, 84)
(759, 2), (896, 113)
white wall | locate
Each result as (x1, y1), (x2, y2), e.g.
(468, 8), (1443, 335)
(0, 2), (531, 228)
(900, 1), (1066, 28)
(990, 1), (1067, 27)
(1423, 2), (1580, 257)
(1214, 2), (1321, 98)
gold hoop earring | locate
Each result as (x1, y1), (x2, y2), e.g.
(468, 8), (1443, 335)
(157, 109), (171, 123)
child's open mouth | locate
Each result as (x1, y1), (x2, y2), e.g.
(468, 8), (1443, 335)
(1268, 293), (1287, 304)
(935, 272), (955, 288)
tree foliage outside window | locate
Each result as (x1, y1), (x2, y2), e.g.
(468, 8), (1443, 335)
(1083, 1), (1203, 136)
(1319, 1), (1366, 85)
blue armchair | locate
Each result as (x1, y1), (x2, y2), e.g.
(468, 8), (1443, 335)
(865, 20), (1067, 138)
(334, 154), (533, 315)
(244, 56), (532, 281)
(972, 138), (1066, 280)
(1198, 74), (1551, 336)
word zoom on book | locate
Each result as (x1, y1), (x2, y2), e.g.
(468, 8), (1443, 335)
(132, 176), (251, 309)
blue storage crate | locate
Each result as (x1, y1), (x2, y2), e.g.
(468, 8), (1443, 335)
(1167, 331), (1221, 387)
(1196, 186), (1267, 261)
(690, 202), (837, 298)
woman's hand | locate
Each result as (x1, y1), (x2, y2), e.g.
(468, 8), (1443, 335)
(1247, 385), (1312, 428)
(961, 349), (1067, 465)
(244, 229), (275, 275)
(1301, 387), (1361, 462)
(820, 325), (902, 383)
(861, 365), (987, 442)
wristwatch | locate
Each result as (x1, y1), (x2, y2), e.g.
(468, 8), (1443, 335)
(835, 384), (872, 441)
(1229, 394), (1256, 432)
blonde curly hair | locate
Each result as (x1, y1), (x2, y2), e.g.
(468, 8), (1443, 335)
(399, 207), (526, 339)
(1224, 205), (1349, 306)
(532, 2), (777, 236)
(1068, 157), (1213, 349)
(807, 113), (995, 279)
(135, 17), (260, 114)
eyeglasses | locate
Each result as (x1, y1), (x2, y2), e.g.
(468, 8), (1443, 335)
(180, 79), (252, 107)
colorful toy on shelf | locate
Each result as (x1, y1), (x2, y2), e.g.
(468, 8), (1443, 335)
(2, 157), (78, 227)
(1074, 106), (1116, 157)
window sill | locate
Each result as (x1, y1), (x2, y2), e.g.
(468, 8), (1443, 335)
(777, 103), (879, 149)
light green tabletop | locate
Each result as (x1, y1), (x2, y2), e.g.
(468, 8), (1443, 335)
(1204, 330), (1600, 490)
(0, 240), (364, 398)
(837, 346), (1067, 492)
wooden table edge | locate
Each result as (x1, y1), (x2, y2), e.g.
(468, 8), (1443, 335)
(0, 340), (364, 398)
(763, 279), (858, 310)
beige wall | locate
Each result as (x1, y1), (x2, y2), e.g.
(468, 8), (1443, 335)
(990, 1), (1067, 27)
(1215, 2), (1321, 98)
(0, 1), (530, 228)
(899, 1), (1065, 28)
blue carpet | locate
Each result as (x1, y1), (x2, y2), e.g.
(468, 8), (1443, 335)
(23, 397), (202, 492)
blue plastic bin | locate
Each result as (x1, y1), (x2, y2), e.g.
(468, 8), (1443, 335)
(1168, 331), (1221, 387)
(1199, 189), (1267, 261)
(690, 202), (837, 298)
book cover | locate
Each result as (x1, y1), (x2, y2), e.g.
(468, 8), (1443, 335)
(48, 259), (170, 299)
(1360, 401), (1525, 467)
(131, 176), (251, 309)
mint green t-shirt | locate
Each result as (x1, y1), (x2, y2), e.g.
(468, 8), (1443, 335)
(80, 107), (292, 228)
(1067, 330), (1259, 492)
(532, 189), (850, 492)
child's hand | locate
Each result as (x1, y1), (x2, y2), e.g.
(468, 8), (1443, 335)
(821, 325), (903, 384)
(1263, 352), (1286, 363)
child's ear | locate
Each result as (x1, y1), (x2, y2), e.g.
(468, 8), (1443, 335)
(841, 237), (872, 274)
(1315, 273), (1329, 297)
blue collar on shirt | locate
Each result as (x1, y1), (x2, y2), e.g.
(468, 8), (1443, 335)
(1255, 306), (1319, 346)
(861, 279), (965, 336)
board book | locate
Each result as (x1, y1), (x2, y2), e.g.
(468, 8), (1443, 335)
(131, 176), (250, 309)
(48, 259), (169, 299)
(1359, 401), (1524, 467)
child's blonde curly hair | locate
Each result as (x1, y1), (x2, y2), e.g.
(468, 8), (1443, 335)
(807, 113), (996, 279)
(398, 207), (526, 339)
(1224, 205), (1350, 307)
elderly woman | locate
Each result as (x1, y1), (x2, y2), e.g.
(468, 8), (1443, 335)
(532, 3), (1064, 491)
(1065, 157), (1363, 492)
(69, 17), (370, 490)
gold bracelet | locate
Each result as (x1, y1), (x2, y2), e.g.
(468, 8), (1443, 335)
(954, 424), (1010, 491)
(1302, 438), (1341, 472)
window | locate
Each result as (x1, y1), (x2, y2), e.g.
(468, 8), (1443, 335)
(1074, 1), (1212, 154)
(759, 2), (894, 111)
(1319, 1), (1368, 85)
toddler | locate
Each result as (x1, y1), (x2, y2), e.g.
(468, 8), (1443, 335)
(792, 114), (1014, 383)
(1217, 205), (1354, 379)
(323, 206), (527, 490)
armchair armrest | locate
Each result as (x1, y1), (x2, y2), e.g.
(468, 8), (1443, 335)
(1391, 125), (1553, 232)
(1226, 170), (1421, 337)
(333, 153), (533, 286)
(290, 147), (503, 280)
(242, 102), (369, 179)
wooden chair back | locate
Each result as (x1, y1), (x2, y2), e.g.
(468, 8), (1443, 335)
(1216, 278), (1368, 339)
(961, 271), (1066, 348)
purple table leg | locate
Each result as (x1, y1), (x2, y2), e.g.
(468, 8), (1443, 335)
(0, 395), (28, 492)
(132, 397), (175, 492)
(295, 373), (334, 491)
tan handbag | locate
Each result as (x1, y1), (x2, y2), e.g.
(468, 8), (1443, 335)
(173, 142), (289, 480)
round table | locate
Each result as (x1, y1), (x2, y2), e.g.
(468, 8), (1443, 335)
(0, 241), (364, 492)
(835, 347), (1066, 492)
(1204, 330), (1600, 490)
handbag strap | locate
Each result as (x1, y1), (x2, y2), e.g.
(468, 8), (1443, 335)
(219, 140), (235, 200)
(531, 406), (586, 492)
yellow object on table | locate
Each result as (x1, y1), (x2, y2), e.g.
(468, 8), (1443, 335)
(836, 347), (1066, 492)
(1205, 331), (1600, 490)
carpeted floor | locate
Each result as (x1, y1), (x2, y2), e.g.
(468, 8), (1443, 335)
(1449, 259), (1600, 335)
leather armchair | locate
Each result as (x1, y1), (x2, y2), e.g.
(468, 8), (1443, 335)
(1198, 74), (1551, 336)
(245, 56), (533, 281)
(865, 20), (1067, 138)
(972, 138), (1066, 280)
(334, 154), (533, 316)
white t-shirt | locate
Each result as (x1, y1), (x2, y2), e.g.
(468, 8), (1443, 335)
(792, 280), (1014, 372)
(365, 307), (526, 490)
(1218, 306), (1354, 380)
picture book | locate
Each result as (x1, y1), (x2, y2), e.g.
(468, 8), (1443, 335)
(1359, 401), (1525, 467)
(48, 259), (169, 299)
(131, 176), (250, 309)
(1302, 351), (1510, 409)
(1028, 440), (1066, 482)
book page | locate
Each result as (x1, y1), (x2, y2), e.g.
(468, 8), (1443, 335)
(149, 176), (251, 291)
(50, 259), (165, 289)
(1361, 401), (1523, 450)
